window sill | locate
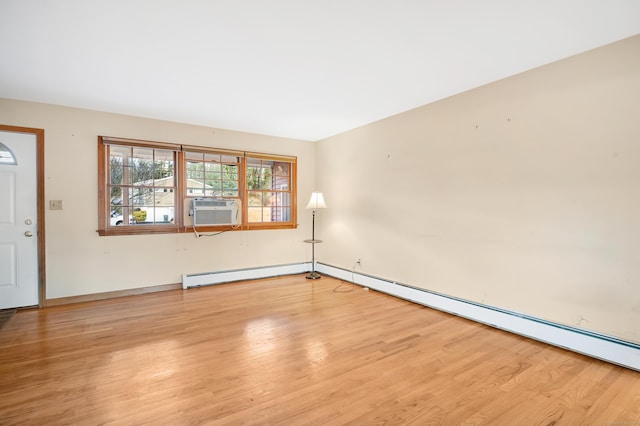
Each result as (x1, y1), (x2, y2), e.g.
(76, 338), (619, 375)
(97, 223), (298, 236)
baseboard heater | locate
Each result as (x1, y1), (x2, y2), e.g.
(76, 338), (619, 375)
(316, 262), (640, 372)
(182, 262), (310, 289)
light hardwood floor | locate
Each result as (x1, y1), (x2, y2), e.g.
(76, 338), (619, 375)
(0, 275), (638, 425)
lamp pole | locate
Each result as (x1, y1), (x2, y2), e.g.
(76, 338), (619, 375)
(305, 192), (326, 280)
(306, 209), (321, 279)
(311, 209), (317, 276)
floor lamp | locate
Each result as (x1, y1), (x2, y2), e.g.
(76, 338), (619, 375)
(305, 192), (326, 279)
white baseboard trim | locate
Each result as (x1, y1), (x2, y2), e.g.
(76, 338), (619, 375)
(182, 262), (311, 289)
(316, 262), (640, 372)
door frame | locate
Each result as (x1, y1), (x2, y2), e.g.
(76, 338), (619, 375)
(0, 124), (46, 308)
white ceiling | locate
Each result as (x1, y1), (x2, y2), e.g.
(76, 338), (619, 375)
(1, 1), (639, 141)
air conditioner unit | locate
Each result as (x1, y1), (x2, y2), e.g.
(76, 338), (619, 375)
(190, 199), (238, 226)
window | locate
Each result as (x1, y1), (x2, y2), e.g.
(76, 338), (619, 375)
(246, 157), (292, 224)
(0, 142), (17, 165)
(98, 137), (297, 235)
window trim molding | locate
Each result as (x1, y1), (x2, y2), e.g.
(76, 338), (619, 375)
(101, 135), (181, 150)
(97, 136), (298, 236)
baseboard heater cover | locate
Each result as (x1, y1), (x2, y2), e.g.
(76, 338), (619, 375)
(316, 262), (640, 372)
(182, 262), (311, 289)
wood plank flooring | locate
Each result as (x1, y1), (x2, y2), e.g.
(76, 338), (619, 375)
(0, 275), (638, 425)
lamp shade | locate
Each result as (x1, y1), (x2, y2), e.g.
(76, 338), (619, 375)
(306, 192), (327, 210)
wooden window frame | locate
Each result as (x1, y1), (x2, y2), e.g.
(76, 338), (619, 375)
(98, 136), (297, 236)
(244, 153), (297, 230)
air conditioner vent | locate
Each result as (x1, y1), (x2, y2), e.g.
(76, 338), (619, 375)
(196, 200), (229, 208)
(190, 198), (238, 226)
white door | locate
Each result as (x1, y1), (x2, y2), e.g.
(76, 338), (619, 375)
(0, 130), (39, 309)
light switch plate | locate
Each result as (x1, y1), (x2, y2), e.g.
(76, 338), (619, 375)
(49, 200), (63, 210)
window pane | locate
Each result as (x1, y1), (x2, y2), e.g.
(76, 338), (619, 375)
(155, 187), (175, 207)
(187, 169), (203, 180)
(156, 174), (175, 188)
(132, 207), (151, 223)
(248, 206), (267, 222)
(248, 191), (271, 223)
(0, 142), (17, 165)
(205, 162), (221, 172)
(186, 160), (203, 172)
(275, 163), (289, 177)
(110, 186), (123, 204)
(132, 148), (154, 184)
(273, 192), (290, 207)
(223, 164), (237, 174)
(205, 171), (221, 181)
(154, 149), (175, 186)
(248, 191), (266, 207)
(208, 180), (223, 193)
(273, 206), (290, 222)
(157, 207), (175, 224)
(110, 145), (133, 185)
(131, 187), (152, 206)
(110, 159), (123, 184)
(247, 167), (264, 190)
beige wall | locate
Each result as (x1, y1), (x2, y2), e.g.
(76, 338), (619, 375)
(0, 99), (316, 299)
(316, 35), (640, 344)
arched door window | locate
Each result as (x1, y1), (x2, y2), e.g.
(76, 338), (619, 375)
(0, 142), (17, 165)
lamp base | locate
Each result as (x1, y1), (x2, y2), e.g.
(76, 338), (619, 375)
(306, 271), (322, 280)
